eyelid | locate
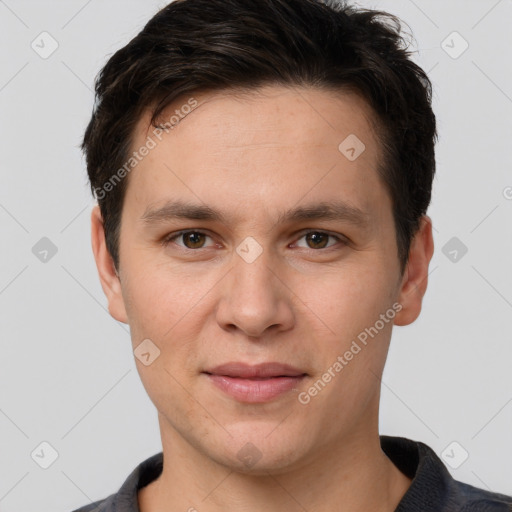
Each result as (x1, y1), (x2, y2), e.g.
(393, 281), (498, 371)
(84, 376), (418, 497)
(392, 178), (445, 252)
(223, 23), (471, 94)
(291, 229), (347, 250)
(162, 229), (216, 248)
(162, 229), (347, 250)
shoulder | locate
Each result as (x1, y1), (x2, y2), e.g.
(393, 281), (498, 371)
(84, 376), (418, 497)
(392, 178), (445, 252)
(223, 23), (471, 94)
(454, 480), (512, 511)
(380, 436), (512, 512)
(69, 452), (163, 512)
(70, 495), (114, 512)
(417, 440), (512, 511)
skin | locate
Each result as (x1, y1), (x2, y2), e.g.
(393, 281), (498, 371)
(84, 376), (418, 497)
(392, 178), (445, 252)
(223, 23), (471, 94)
(91, 85), (434, 512)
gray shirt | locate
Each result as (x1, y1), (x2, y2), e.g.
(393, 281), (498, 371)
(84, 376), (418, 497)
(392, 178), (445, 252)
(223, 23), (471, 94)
(71, 436), (512, 512)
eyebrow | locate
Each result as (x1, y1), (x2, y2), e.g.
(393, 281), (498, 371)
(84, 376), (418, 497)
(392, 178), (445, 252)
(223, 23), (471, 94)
(140, 199), (369, 228)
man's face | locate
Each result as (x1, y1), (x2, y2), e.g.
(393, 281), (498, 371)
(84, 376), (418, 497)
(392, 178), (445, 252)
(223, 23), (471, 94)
(95, 85), (424, 473)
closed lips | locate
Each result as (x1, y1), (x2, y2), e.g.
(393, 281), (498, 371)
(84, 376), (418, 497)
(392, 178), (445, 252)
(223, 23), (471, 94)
(203, 362), (307, 378)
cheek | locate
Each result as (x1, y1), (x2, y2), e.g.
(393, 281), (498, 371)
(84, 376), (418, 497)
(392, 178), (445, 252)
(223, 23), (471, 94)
(124, 269), (203, 405)
(299, 263), (393, 334)
(121, 258), (211, 339)
(121, 263), (218, 391)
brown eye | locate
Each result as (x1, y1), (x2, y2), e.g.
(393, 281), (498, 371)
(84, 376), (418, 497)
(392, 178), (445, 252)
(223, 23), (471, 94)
(305, 232), (330, 249)
(163, 230), (214, 249)
(181, 231), (207, 249)
(293, 230), (345, 251)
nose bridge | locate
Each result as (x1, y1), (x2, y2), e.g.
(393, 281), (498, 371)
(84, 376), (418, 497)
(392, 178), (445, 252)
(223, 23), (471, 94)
(216, 237), (294, 337)
(232, 237), (278, 305)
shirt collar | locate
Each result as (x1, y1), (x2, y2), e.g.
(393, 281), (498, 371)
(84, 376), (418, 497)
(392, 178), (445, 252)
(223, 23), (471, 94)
(100, 436), (455, 512)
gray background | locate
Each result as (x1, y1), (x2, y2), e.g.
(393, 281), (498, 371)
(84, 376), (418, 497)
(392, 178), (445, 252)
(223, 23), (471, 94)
(0, 0), (511, 511)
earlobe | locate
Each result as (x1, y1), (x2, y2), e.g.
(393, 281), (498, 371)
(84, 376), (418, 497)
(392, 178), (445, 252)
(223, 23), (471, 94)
(394, 215), (434, 326)
(90, 205), (129, 324)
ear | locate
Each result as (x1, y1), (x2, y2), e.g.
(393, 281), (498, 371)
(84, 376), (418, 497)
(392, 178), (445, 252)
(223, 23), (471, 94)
(90, 205), (128, 324)
(394, 215), (434, 326)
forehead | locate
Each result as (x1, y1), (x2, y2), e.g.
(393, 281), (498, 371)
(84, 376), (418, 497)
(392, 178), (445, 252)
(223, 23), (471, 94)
(124, 85), (388, 222)
(141, 85), (380, 153)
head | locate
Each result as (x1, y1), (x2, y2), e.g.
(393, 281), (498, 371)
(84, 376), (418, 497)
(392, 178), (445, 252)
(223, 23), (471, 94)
(85, 0), (436, 473)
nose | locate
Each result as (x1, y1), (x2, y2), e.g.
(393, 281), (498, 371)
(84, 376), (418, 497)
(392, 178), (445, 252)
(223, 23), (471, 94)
(215, 245), (295, 339)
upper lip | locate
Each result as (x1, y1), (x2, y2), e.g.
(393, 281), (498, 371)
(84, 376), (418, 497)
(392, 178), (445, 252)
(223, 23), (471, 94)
(204, 362), (307, 378)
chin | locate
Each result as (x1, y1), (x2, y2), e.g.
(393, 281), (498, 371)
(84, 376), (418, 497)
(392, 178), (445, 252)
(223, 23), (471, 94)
(206, 429), (308, 475)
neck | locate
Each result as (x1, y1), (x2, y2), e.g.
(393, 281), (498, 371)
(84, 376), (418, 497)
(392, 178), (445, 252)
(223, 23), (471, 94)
(138, 415), (412, 512)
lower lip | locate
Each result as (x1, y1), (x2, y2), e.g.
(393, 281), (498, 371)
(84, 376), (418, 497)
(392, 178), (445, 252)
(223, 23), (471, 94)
(205, 374), (305, 403)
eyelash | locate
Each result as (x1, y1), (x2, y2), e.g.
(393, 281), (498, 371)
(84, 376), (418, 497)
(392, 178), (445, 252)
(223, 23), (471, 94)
(161, 230), (347, 251)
